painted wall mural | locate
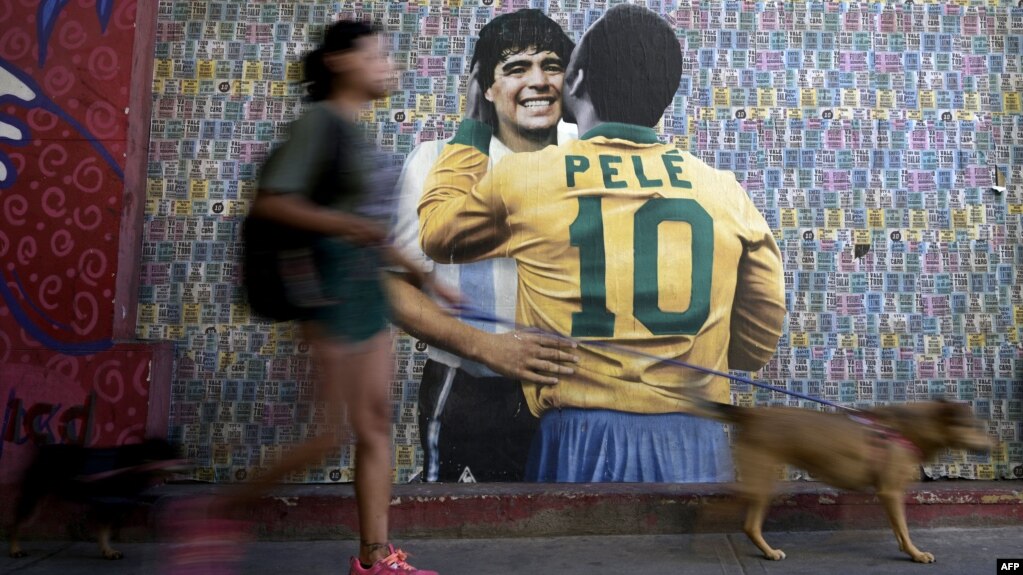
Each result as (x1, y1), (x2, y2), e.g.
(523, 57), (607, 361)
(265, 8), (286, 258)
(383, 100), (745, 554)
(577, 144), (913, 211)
(0, 1), (159, 485)
(141, 0), (1023, 484)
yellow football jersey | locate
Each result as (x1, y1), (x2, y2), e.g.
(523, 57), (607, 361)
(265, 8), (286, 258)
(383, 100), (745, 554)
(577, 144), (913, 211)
(420, 120), (786, 417)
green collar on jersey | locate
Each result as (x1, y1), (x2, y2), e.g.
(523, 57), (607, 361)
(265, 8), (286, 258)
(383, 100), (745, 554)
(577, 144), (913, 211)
(581, 122), (660, 144)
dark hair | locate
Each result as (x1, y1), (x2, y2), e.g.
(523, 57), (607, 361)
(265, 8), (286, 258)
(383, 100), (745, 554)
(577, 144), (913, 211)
(572, 5), (682, 126)
(304, 20), (378, 101)
(471, 9), (574, 92)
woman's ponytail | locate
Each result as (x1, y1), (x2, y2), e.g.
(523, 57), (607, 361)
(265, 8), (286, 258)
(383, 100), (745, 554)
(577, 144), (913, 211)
(303, 47), (330, 102)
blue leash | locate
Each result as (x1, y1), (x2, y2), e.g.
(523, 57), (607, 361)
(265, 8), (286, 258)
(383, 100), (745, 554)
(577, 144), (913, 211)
(447, 303), (860, 414)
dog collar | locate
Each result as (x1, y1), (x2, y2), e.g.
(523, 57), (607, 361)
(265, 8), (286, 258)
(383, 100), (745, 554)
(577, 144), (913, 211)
(848, 414), (924, 460)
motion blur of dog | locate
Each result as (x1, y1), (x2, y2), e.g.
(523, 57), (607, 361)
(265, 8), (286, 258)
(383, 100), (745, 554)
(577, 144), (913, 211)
(694, 399), (991, 564)
(8, 438), (187, 560)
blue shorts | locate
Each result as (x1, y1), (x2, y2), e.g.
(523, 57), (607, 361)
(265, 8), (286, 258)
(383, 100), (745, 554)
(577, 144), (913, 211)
(296, 237), (390, 342)
(526, 408), (734, 483)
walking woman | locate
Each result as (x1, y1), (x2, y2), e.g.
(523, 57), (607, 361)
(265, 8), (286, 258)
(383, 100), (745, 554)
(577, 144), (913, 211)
(243, 20), (446, 575)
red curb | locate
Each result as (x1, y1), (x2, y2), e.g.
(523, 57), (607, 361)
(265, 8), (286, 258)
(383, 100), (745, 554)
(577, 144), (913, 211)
(2, 481), (1019, 541)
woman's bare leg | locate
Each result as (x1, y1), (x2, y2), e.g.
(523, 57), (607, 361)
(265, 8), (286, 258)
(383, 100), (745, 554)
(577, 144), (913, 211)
(340, 330), (395, 565)
(214, 325), (396, 566)
(222, 323), (352, 509)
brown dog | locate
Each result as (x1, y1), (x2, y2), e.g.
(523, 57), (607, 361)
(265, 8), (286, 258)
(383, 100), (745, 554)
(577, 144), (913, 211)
(695, 399), (991, 564)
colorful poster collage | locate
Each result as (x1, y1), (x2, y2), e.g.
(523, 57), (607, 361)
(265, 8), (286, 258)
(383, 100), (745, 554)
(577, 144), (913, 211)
(141, 0), (1023, 482)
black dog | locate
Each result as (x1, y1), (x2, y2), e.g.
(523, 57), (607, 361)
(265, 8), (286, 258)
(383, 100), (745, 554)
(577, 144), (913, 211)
(8, 438), (186, 559)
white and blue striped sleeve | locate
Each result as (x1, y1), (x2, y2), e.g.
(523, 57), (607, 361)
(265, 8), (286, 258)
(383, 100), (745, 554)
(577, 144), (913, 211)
(392, 140), (445, 273)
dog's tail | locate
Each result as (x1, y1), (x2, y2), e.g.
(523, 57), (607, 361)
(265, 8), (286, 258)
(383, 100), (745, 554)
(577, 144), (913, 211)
(688, 398), (746, 424)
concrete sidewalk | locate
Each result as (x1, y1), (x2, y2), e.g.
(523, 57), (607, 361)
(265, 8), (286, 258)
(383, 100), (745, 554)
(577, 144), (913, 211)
(8, 481), (1019, 543)
(3, 528), (1020, 575)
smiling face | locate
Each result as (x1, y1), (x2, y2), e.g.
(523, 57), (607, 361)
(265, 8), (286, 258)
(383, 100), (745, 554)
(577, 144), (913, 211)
(484, 49), (565, 141)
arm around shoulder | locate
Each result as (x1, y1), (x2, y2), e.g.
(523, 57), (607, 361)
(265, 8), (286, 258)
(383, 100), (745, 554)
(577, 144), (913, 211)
(418, 120), (509, 263)
(727, 185), (787, 372)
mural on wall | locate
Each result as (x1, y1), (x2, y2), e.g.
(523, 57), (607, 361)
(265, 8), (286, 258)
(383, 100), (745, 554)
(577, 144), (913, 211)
(142, 0), (1023, 484)
(0, 348), (158, 484)
(0, 0), (154, 484)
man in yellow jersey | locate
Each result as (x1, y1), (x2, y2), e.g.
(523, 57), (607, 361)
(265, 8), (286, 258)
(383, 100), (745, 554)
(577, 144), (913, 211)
(419, 5), (786, 482)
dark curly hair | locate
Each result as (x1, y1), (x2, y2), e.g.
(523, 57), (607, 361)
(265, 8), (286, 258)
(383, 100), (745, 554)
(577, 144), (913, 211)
(571, 5), (681, 126)
(471, 9), (574, 92)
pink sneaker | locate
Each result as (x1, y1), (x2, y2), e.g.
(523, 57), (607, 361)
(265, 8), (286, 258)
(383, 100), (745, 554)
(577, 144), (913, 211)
(349, 544), (438, 575)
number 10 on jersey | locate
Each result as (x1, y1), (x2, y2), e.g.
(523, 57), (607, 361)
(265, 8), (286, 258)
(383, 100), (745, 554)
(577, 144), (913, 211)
(569, 197), (714, 338)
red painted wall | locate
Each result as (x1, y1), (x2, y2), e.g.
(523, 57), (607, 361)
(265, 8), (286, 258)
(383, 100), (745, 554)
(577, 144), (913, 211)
(0, 0), (165, 485)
